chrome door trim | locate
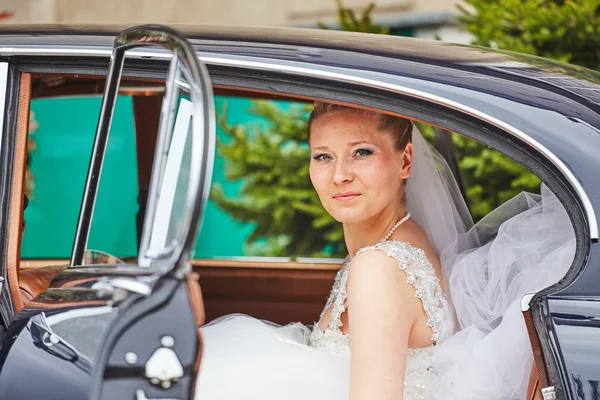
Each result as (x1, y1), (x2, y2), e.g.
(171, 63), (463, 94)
(0, 62), (7, 151)
(0, 61), (15, 325)
(2, 46), (597, 240)
(65, 26), (215, 276)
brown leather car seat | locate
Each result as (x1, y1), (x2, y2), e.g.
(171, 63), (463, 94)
(19, 265), (67, 305)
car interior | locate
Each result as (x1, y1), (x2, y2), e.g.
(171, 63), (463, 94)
(5, 71), (565, 400)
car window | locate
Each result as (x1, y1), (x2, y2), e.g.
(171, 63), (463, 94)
(193, 97), (542, 260)
(144, 96), (194, 258)
(194, 96), (313, 258)
(21, 95), (139, 260)
(416, 124), (542, 222)
(20, 93), (542, 262)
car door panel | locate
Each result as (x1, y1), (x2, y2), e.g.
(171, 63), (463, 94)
(0, 271), (123, 400)
(0, 25), (214, 400)
(546, 297), (600, 399)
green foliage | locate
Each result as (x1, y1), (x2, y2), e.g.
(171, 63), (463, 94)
(211, 101), (346, 257)
(459, 0), (600, 71)
(453, 133), (541, 218)
(455, 0), (600, 217)
(417, 123), (540, 219)
(318, 0), (389, 34)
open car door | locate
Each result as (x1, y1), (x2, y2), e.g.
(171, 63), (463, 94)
(83, 25), (216, 400)
(0, 25), (215, 400)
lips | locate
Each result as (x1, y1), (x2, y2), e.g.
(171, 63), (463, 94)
(333, 192), (361, 201)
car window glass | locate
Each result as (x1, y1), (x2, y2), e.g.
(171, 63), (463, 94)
(194, 97), (312, 258)
(21, 95), (139, 260)
(193, 97), (542, 260)
(145, 97), (193, 257)
(20, 94), (542, 262)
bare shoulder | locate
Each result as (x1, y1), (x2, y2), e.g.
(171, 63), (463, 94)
(346, 247), (422, 331)
(346, 247), (403, 283)
(349, 248), (397, 271)
(394, 219), (432, 250)
(346, 248), (418, 303)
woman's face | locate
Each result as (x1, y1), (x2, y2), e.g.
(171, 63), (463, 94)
(309, 110), (412, 224)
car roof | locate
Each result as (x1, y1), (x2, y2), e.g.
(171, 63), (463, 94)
(2, 24), (600, 108)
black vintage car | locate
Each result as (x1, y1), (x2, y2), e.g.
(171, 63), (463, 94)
(0, 24), (598, 400)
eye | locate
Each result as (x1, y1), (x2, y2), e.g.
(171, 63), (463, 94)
(354, 148), (374, 157)
(312, 153), (332, 161)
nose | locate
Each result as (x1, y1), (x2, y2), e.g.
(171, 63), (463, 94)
(333, 159), (353, 185)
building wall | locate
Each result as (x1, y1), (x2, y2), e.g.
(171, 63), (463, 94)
(1, 0), (463, 29)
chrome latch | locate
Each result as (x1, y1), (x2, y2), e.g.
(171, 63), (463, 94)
(136, 389), (180, 400)
(542, 386), (556, 400)
(521, 293), (535, 312)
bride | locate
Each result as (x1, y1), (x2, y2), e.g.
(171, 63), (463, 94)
(195, 102), (575, 399)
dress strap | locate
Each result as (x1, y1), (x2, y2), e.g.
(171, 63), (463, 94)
(350, 241), (449, 342)
(325, 262), (351, 332)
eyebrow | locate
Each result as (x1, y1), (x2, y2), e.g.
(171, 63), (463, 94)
(312, 140), (370, 151)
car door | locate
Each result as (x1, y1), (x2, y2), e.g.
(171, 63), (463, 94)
(0, 25), (214, 400)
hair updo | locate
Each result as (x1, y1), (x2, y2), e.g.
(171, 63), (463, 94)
(307, 102), (413, 151)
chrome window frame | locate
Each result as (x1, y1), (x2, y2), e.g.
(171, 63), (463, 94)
(0, 46), (594, 331)
(64, 27), (216, 277)
(2, 45), (596, 241)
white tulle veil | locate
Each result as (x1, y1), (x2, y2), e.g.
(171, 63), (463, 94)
(406, 125), (576, 399)
(405, 126), (475, 259)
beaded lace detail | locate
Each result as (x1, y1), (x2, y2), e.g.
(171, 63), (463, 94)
(308, 240), (450, 399)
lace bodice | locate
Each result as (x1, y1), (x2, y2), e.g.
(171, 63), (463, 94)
(308, 240), (451, 399)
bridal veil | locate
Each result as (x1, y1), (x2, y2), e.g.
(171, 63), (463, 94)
(406, 125), (576, 399)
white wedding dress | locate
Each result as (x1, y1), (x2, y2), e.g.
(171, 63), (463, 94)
(195, 126), (576, 399)
(195, 240), (452, 400)
(309, 240), (453, 396)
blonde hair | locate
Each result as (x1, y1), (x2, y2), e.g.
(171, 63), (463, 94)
(307, 102), (413, 151)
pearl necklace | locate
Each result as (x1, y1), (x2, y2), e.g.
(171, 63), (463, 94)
(382, 212), (411, 241)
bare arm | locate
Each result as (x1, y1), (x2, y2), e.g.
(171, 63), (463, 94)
(346, 250), (421, 400)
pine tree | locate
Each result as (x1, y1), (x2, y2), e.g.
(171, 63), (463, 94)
(210, 100), (345, 257)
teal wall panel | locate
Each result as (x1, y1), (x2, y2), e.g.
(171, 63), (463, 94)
(22, 96), (139, 258)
